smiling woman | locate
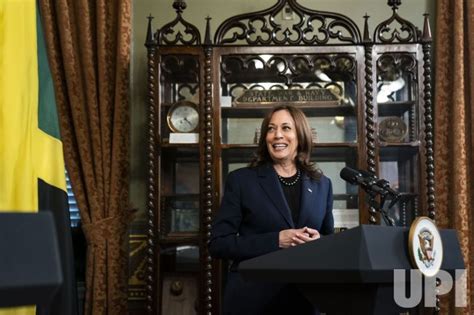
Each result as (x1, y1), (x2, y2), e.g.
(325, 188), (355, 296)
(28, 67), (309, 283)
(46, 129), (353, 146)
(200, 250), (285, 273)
(209, 105), (334, 315)
(254, 105), (322, 180)
(266, 110), (299, 167)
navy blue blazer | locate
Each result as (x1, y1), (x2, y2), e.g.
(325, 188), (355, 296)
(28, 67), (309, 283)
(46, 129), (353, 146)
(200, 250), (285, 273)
(209, 164), (334, 315)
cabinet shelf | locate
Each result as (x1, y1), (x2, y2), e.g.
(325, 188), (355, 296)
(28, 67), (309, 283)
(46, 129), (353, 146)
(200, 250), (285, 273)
(221, 145), (358, 164)
(313, 143), (358, 148)
(378, 101), (415, 116)
(159, 235), (200, 245)
(221, 144), (258, 149)
(160, 145), (200, 161)
(220, 143), (358, 149)
(221, 105), (355, 118)
(161, 143), (200, 148)
(378, 141), (420, 147)
(161, 193), (199, 199)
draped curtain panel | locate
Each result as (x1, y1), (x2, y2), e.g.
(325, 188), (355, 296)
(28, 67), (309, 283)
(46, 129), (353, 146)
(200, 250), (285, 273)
(39, 0), (132, 314)
(434, 0), (474, 313)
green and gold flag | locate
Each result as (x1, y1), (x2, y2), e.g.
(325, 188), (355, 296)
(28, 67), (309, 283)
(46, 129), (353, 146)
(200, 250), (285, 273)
(0, 1), (77, 314)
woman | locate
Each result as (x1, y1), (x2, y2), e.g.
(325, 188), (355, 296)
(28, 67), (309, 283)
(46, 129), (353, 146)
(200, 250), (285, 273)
(209, 105), (334, 315)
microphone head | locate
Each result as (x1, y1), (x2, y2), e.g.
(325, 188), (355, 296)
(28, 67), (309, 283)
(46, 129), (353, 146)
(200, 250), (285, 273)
(339, 167), (361, 185)
(359, 169), (377, 179)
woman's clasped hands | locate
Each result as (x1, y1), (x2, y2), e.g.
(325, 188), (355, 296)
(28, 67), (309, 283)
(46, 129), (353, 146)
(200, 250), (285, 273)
(278, 226), (320, 248)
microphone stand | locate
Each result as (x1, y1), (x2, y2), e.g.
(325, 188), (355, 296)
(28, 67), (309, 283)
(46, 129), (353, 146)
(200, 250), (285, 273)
(344, 167), (400, 226)
(364, 179), (397, 226)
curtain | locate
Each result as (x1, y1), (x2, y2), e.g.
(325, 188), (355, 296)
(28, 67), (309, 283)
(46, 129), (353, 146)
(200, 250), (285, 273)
(38, 0), (133, 314)
(434, 0), (474, 313)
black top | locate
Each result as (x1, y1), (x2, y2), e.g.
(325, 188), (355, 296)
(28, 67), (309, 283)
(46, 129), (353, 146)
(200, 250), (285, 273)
(278, 172), (302, 225)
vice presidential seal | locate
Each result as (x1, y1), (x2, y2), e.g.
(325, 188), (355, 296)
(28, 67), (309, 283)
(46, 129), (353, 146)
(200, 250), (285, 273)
(408, 216), (443, 277)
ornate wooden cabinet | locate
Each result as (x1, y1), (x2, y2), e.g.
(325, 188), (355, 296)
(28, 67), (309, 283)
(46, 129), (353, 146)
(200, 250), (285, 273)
(144, 0), (433, 313)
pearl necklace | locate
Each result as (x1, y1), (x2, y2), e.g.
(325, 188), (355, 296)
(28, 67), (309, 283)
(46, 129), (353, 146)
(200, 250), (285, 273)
(277, 169), (301, 186)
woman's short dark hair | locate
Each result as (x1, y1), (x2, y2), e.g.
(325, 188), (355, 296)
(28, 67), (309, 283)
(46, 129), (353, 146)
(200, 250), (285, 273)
(249, 105), (321, 180)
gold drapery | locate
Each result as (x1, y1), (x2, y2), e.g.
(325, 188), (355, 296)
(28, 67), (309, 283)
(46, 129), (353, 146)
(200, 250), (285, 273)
(39, 0), (133, 313)
(434, 0), (474, 313)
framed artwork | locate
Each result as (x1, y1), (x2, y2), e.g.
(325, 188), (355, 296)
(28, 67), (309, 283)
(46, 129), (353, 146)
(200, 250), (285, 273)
(161, 196), (199, 237)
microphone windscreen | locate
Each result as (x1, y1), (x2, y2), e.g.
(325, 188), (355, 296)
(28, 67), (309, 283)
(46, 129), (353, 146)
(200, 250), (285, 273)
(339, 167), (360, 184)
(359, 169), (377, 179)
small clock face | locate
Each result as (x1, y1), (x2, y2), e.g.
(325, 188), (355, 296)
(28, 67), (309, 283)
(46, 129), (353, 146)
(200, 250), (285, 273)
(167, 101), (199, 133)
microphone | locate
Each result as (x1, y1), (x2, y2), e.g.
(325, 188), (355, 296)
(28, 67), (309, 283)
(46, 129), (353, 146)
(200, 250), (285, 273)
(339, 167), (385, 195)
(357, 169), (401, 208)
(340, 167), (400, 226)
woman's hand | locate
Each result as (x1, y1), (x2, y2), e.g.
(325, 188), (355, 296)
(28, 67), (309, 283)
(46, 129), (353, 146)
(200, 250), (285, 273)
(279, 227), (320, 248)
(301, 227), (320, 241)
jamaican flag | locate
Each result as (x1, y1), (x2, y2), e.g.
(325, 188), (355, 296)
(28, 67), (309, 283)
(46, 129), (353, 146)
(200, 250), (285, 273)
(0, 1), (77, 314)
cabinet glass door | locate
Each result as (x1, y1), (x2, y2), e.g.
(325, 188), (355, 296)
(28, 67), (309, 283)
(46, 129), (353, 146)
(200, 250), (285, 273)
(375, 47), (423, 226)
(157, 51), (202, 314)
(217, 48), (361, 229)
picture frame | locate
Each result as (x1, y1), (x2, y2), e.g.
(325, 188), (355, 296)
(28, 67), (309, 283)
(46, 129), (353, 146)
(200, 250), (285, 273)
(170, 207), (199, 233)
(161, 196), (200, 238)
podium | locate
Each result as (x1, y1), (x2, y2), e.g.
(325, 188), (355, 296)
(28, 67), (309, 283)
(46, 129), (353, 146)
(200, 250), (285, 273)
(239, 225), (464, 314)
(0, 212), (63, 308)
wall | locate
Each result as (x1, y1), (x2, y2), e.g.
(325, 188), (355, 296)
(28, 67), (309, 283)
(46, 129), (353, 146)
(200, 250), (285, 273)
(130, 0), (436, 221)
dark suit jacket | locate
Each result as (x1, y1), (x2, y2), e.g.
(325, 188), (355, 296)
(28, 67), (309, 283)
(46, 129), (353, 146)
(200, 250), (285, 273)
(209, 164), (334, 315)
